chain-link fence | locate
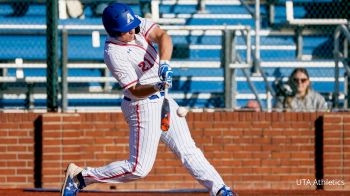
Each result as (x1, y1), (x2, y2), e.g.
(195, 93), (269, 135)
(0, 0), (349, 111)
(261, 0), (350, 110)
(264, 0), (349, 60)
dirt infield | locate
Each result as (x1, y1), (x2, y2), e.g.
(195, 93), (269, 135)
(1, 189), (350, 196)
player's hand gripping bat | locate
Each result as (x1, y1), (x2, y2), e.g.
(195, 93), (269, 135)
(158, 61), (172, 131)
(161, 88), (170, 131)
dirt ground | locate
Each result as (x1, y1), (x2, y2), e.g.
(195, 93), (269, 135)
(1, 189), (350, 196)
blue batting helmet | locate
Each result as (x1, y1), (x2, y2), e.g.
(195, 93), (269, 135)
(102, 3), (141, 36)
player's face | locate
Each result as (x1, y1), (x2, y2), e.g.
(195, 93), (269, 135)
(292, 71), (309, 95)
(117, 28), (136, 42)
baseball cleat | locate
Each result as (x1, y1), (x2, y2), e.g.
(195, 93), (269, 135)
(216, 185), (238, 196)
(61, 163), (85, 196)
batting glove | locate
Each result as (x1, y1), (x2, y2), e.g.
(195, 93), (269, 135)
(154, 80), (172, 91)
(158, 61), (173, 82)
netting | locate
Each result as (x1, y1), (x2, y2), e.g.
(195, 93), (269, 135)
(0, 0), (348, 111)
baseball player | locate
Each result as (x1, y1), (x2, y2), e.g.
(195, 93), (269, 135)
(60, 3), (237, 196)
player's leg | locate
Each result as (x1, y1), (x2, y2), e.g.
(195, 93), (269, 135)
(82, 101), (162, 184)
(61, 100), (162, 195)
(160, 98), (235, 196)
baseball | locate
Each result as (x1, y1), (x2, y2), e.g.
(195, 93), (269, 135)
(176, 107), (188, 117)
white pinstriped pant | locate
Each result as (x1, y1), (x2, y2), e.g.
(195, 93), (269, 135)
(82, 96), (225, 195)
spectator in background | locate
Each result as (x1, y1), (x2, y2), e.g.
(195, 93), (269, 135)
(274, 68), (328, 112)
(244, 100), (261, 112)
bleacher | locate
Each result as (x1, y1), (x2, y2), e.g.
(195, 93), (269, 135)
(0, 0), (349, 111)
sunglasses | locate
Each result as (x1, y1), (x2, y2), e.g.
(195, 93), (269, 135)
(293, 78), (308, 84)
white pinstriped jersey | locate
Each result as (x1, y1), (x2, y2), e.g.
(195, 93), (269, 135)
(104, 16), (161, 99)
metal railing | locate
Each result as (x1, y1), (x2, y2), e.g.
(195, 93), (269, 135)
(0, 24), (253, 112)
(282, 0), (350, 108)
(221, 28), (251, 110)
(334, 24), (350, 109)
(59, 25), (254, 112)
(222, 27), (276, 112)
(238, 0), (262, 74)
(285, 0), (349, 60)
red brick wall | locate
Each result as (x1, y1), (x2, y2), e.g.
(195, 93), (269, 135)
(41, 112), (319, 191)
(0, 113), (41, 188)
(0, 112), (349, 191)
(186, 112), (319, 190)
(41, 113), (82, 188)
(323, 113), (350, 190)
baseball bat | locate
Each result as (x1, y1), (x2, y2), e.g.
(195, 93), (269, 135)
(160, 89), (170, 131)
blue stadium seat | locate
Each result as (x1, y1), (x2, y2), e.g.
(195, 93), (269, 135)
(160, 4), (250, 15)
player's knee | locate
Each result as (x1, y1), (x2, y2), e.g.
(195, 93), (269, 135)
(132, 165), (152, 179)
(178, 145), (201, 156)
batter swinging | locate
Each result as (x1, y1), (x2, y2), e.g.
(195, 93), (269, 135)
(60, 3), (236, 196)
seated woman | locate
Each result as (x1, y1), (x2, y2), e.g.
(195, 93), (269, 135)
(275, 67), (328, 112)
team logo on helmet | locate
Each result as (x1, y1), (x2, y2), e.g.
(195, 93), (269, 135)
(126, 13), (134, 24)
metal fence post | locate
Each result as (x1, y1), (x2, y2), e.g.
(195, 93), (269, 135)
(333, 27), (341, 108)
(345, 73), (349, 109)
(222, 29), (234, 109)
(46, 0), (59, 112)
(347, 72), (350, 109)
(344, 36), (349, 109)
(253, 0), (261, 74)
(296, 27), (303, 60)
(61, 27), (68, 112)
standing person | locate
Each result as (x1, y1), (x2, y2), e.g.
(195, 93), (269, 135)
(275, 67), (328, 112)
(60, 3), (236, 196)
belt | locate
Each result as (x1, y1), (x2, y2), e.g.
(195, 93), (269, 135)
(124, 92), (165, 101)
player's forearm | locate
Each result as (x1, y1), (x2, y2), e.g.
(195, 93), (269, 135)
(128, 84), (158, 98)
